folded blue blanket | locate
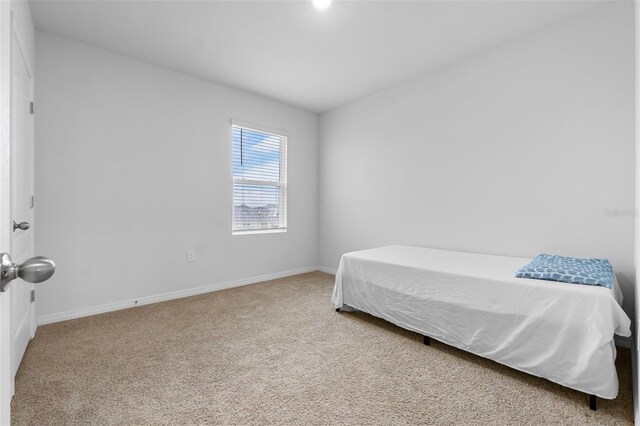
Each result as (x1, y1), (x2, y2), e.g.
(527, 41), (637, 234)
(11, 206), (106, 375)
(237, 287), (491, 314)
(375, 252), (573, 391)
(515, 254), (614, 289)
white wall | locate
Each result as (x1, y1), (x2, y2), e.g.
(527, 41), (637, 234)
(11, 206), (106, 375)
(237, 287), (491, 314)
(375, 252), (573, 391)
(319, 3), (636, 317)
(34, 32), (318, 322)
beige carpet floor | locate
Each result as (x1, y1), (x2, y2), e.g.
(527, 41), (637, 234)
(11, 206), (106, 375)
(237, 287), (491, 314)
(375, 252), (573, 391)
(11, 272), (633, 425)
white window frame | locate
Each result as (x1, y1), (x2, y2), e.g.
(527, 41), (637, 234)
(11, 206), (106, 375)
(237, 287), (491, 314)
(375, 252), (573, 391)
(231, 119), (288, 235)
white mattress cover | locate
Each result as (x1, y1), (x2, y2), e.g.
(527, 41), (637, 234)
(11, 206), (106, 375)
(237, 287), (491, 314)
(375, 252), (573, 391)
(331, 245), (631, 399)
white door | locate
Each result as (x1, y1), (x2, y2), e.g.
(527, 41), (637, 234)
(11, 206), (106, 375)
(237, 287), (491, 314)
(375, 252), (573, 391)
(0, 3), (13, 424)
(9, 17), (35, 388)
(1, 10), (54, 422)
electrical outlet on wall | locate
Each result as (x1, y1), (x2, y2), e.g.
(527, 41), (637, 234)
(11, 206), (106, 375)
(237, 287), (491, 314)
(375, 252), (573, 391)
(187, 249), (196, 262)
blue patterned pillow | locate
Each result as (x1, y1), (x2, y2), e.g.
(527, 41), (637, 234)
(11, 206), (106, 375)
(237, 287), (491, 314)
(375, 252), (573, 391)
(515, 254), (614, 289)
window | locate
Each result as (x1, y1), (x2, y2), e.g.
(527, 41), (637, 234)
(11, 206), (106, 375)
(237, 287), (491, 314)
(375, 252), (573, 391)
(232, 122), (287, 234)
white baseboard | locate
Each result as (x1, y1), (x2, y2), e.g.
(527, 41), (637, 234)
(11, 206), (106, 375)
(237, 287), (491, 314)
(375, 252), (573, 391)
(37, 266), (318, 325)
(317, 265), (337, 275)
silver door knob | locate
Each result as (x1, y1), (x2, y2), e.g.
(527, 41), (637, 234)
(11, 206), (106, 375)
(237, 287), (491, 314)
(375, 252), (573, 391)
(0, 253), (55, 292)
(13, 221), (30, 232)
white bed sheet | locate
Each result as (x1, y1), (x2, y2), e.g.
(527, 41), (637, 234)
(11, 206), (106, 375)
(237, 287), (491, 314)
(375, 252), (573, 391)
(331, 245), (631, 399)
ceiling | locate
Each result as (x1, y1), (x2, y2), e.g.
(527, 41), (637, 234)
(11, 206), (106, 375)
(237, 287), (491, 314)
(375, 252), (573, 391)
(30, 0), (601, 113)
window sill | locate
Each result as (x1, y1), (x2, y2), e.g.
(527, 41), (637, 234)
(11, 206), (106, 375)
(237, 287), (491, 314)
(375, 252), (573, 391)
(232, 228), (287, 236)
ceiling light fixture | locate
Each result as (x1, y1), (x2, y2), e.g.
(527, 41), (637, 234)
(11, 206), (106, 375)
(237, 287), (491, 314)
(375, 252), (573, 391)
(312, 0), (332, 10)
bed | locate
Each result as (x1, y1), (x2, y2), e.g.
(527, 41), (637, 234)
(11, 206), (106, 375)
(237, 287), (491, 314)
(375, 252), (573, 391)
(331, 245), (631, 407)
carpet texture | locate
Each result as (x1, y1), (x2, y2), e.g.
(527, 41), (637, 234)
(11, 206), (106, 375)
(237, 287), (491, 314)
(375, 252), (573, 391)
(12, 272), (633, 425)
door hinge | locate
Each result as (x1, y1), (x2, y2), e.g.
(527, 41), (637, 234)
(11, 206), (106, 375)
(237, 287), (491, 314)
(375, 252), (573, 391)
(29, 101), (34, 115)
(30, 195), (34, 209)
(30, 289), (35, 303)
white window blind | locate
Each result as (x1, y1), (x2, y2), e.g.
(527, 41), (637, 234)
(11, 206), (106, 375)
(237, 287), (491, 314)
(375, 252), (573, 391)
(232, 123), (287, 234)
